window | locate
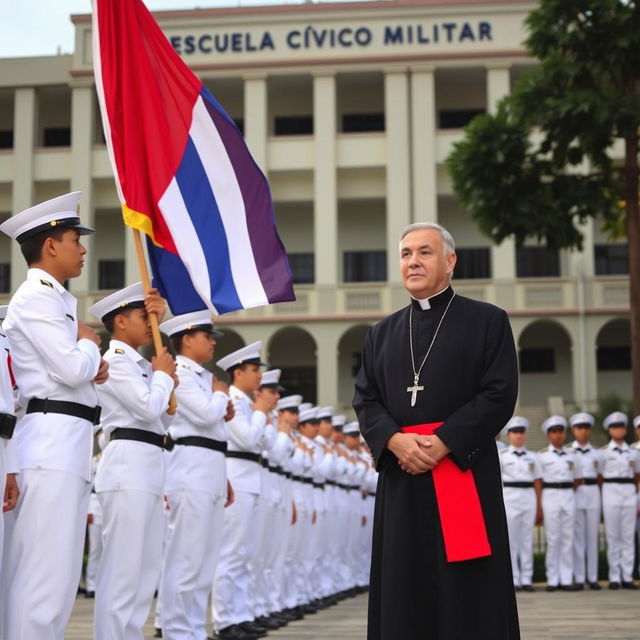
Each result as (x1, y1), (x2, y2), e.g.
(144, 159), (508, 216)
(438, 109), (485, 129)
(274, 116), (313, 136)
(343, 251), (387, 283)
(0, 131), (13, 149)
(280, 367), (316, 404)
(288, 253), (314, 284)
(43, 127), (71, 147)
(597, 346), (630, 371)
(516, 246), (560, 277)
(519, 348), (555, 373)
(342, 113), (385, 133)
(454, 247), (491, 279)
(0, 263), (9, 293)
(98, 260), (125, 290)
(595, 244), (628, 275)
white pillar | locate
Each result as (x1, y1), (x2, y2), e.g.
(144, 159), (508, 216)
(384, 66), (411, 300)
(315, 328), (338, 406)
(11, 88), (37, 291)
(410, 65), (437, 223)
(486, 65), (516, 281)
(69, 81), (95, 317)
(243, 73), (268, 171)
(313, 70), (338, 303)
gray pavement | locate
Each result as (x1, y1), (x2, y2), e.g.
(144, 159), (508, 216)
(67, 585), (640, 639)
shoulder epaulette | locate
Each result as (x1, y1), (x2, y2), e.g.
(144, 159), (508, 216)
(499, 447), (509, 455)
(180, 363), (190, 370)
(114, 348), (125, 354)
(40, 279), (53, 288)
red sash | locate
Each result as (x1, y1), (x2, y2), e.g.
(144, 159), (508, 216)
(401, 422), (491, 563)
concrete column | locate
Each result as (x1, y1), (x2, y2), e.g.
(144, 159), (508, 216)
(486, 65), (516, 282)
(11, 87), (37, 290)
(315, 328), (339, 406)
(313, 70), (338, 303)
(410, 65), (437, 223)
(384, 66), (411, 301)
(243, 73), (268, 171)
(68, 81), (95, 316)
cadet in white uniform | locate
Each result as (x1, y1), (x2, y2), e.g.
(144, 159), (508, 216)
(499, 416), (542, 592)
(211, 342), (275, 640)
(538, 415), (581, 591)
(0, 304), (19, 587)
(599, 411), (639, 589)
(89, 283), (177, 640)
(85, 450), (104, 599)
(1, 193), (107, 640)
(159, 311), (234, 640)
(568, 412), (602, 590)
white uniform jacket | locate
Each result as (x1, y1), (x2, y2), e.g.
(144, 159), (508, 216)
(538, 445), (581, 485)
(499, 446), (542, 484)
(165, 355), (229, 498)
(225, 385), (270, 494)
(599, 441), (639, 507)
(569, 441), (601, 510)
(95, 339), (174, 496)
(0, 327), (18, 473)
(4, 268), (101, 480)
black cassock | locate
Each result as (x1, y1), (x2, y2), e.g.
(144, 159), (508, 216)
(353, 286), (520, 640)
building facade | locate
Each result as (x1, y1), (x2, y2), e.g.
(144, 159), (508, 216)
(0, 0), (631, 438)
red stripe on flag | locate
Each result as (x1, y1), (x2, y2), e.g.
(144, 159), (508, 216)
(402, 422), (491, 562)
(95, 0), (203, 252)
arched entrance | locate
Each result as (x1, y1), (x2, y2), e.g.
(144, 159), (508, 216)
(337, 325), (371, 409)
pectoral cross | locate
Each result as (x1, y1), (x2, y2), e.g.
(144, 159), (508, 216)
(407, 374), (424, 407)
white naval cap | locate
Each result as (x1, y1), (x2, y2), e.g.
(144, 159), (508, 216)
(277, 394), (302, 411)
(0, 305), (7, 322)
(299, 402), (313, 413)
(569, 412), (595, 428)
(541, 415), (567, 434)
(502, 415), (529, 437)
(0, 191), (94, 243)
(216, 341), (267, 372)
(88, 282), (146, 322)
(343, 421), (360, 436)
(299, 406), (318, 423)
(634, 415), (640, 429)
(159, 310), (222, 337)
(603, 411), (628, 429)
(260, 368), (284, 390)
(317, 406), (333, 420)
(332, 415), (346, 429)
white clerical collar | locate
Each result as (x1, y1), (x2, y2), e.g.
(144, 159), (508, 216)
(411, 285), (451, 310)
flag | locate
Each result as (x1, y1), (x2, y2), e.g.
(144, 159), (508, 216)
(92, 0), (295, 315)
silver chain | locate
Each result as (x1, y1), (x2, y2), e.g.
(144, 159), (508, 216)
(409, 292), (456, 382)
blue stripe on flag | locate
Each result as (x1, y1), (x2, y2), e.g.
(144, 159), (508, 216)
(174, 136), (242, 314)
(147, 239), (209, 315)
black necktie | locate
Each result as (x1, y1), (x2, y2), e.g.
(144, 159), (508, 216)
(576, 447), (590, 454)
(513, 451), (526, 457)
(553, 450), (566, 456)
(614, 447), (623, 454)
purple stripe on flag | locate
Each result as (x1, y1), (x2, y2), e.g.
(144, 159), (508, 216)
(200, 87), (295, 304)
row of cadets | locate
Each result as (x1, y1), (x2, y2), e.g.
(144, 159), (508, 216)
(211, 342), (278, 640)
(0, 192), (107, 640)
(158, 311), (234, 640)
(87, 282), (178, 640)
(0, 304), (19, 591)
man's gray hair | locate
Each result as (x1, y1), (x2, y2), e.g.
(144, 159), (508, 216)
(399, 222), (456, 255)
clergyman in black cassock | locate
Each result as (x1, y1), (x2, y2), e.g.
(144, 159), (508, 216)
(353, 226), (520, 640)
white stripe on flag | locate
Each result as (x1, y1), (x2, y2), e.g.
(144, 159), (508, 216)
(189, 97), (269, 309)
(158, 178), (218, 315)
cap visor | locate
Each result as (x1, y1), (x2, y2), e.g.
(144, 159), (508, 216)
(76, 224), (95, 236)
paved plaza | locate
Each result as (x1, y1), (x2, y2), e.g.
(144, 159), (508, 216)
(65, 586), (640, 639)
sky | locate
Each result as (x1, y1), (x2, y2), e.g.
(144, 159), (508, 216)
(0, 0), (296, 58)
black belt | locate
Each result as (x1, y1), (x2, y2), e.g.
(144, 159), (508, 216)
(174, 436), (227, 454)
(603, 478), (635, 484)
(325, 479), (337, 487)
(339, 483), (352, 491)
(583, 478), (598, 486)
(284, 471), (292, 479)
(0, 412), (16, 439)
(503, 481), (534, 488)
(110, 428), (166, 449)
(313, 481), (325, 489)
(226, 451), (261, 463)
(27, 398), (101, 425)
(300, 477), (313, 485)
(260, 457), (269, 468)
(268, 464), (284, 475)
(543, 482), (573, 489)
(369, 491), (376, 497)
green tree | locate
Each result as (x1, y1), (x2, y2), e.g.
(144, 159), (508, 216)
(447, 0), (640, 411)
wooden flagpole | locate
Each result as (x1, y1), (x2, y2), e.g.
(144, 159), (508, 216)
(132, 227), (177, 415)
